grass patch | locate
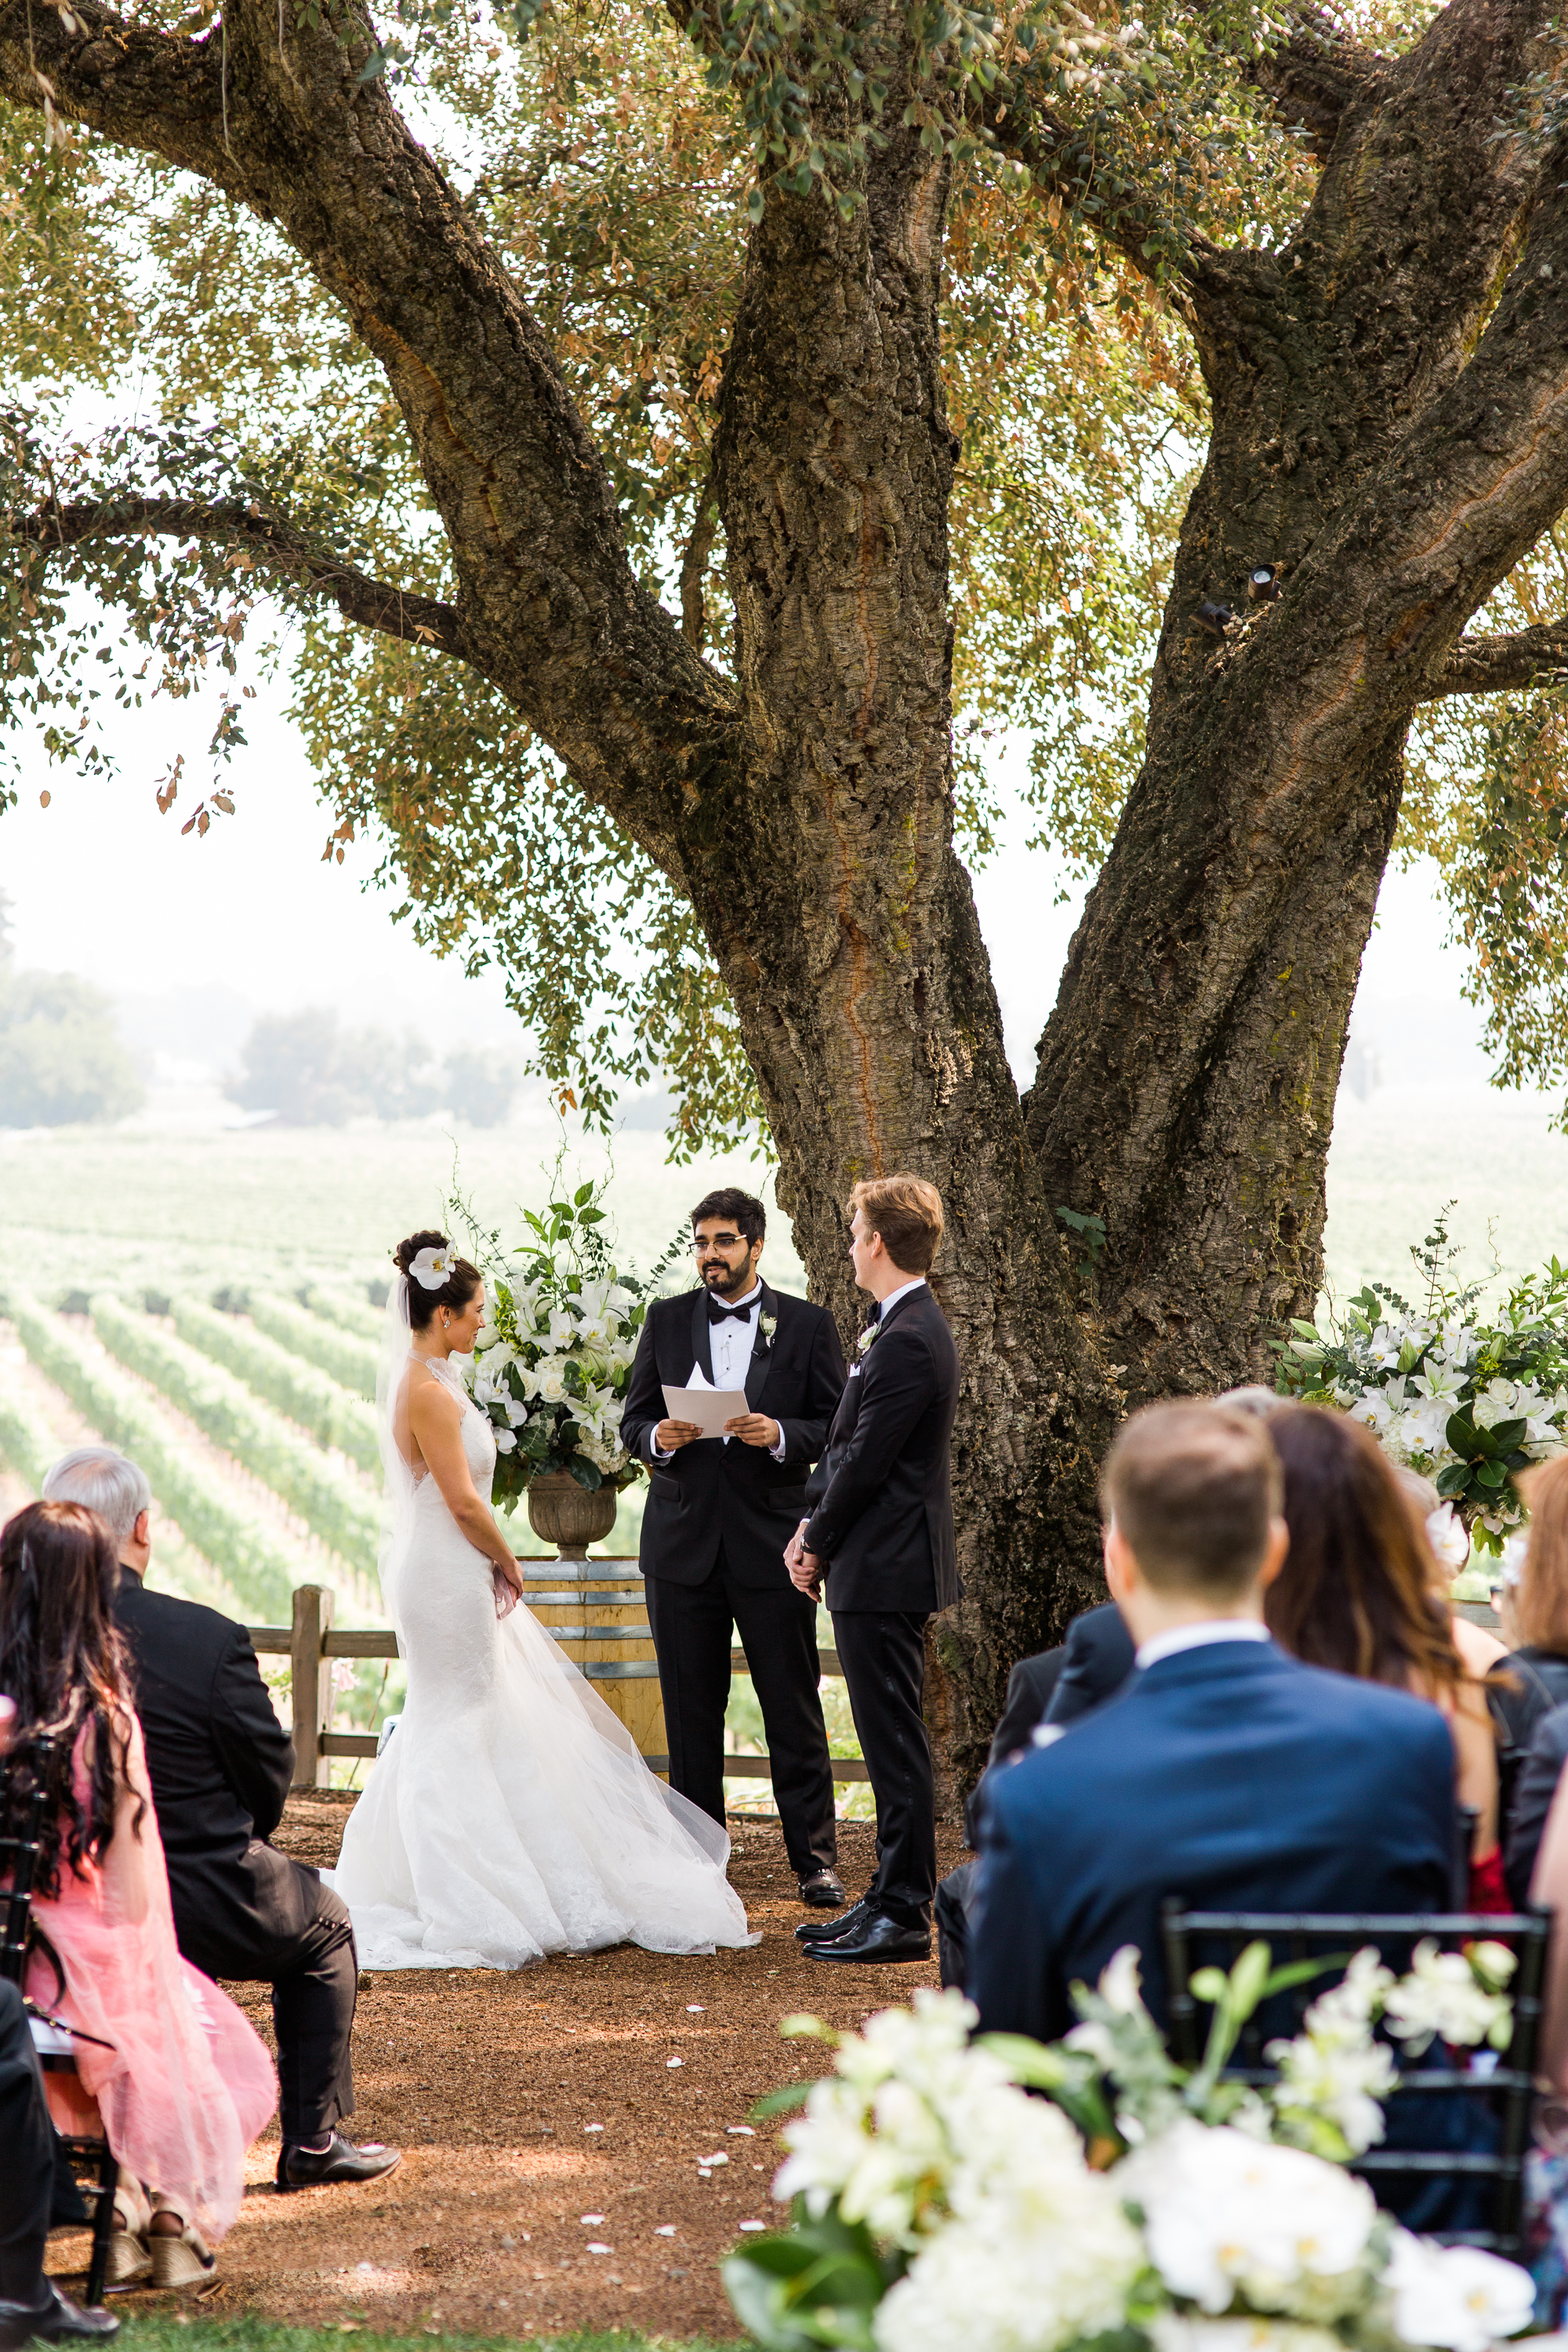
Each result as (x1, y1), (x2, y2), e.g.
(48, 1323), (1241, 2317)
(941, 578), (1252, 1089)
(116, 2318), (736, 2352)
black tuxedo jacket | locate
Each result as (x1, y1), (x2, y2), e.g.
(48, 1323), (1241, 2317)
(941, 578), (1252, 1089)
(112, 1566), (303, 1973)
(1040, 1601), (1136, 1727)
(803, 1283), (960, 1615)
(621, 1282), (846, 1590)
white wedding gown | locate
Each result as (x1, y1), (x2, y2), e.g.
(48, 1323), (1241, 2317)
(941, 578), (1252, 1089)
(331, 1351), (757, 1967)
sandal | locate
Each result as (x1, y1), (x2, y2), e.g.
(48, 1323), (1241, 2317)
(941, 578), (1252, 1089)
(149, 2224), (216, 2292)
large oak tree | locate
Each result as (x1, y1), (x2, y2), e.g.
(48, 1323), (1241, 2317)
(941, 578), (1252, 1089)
(5, 0), (1568, 1792)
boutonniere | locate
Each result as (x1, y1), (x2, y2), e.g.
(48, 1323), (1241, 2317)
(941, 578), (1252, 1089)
(757, 1312), (777, 1354)
(856, 1322), (879, 1355)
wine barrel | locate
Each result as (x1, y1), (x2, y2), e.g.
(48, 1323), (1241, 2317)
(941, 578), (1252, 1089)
(517, 1555), (667, 1771)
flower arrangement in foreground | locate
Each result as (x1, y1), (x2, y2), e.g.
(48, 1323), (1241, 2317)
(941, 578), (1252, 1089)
(448, 1171), (682, 1511)
(724, 1939), (1534, 2352)
(1274, 1209), (1568, 1552)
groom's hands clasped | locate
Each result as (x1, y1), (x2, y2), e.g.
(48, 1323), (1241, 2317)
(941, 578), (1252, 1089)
(785, 1517), (822, 1598)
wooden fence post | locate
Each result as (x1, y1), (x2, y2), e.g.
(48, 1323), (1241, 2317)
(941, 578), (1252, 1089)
(290, 1583), (335, 1790)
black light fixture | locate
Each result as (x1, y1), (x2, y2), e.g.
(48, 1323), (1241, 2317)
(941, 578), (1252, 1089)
(1194, 601), (1236, 637)
(1247, 564), (1282, 602)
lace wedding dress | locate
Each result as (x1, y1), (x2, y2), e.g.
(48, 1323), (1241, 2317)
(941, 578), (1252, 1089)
(329, 1290), (757, 1968)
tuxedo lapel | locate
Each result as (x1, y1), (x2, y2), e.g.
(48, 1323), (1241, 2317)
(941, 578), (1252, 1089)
(743, 1282), (775, 1410)
(689, 1289), (715, 1384)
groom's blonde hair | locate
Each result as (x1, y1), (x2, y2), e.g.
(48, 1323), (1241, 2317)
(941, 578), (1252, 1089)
(846, 1175), (944, 1276)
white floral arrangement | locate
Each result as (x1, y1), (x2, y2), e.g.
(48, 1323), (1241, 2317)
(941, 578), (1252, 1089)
(725, 1940), (1534, 2352)
(449, 1174), (680, 1510)
(1276, 1210), (1568, 1553)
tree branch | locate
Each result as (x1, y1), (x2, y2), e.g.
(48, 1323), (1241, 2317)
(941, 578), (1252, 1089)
(1419, 619), (1568, 701)
(1246, 6), (1391, 164)
(981, 76), (1214, 294)
(8, 494), (476, 659)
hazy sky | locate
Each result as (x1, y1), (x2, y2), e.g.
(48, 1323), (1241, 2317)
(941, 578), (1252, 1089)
(0, 639), (1500, 1094)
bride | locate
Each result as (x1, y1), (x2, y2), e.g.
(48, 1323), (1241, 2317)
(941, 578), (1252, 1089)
(331, 1230), (757, 1966)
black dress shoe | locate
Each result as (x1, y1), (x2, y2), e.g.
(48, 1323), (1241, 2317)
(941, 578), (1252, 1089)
(795, 1896), (871, 1944)
(0, 2283), (118, 2350)
(804, 1912), (931, 1965)
(275, 2131), (403, 2191)
(797, 1871), (847, 1908)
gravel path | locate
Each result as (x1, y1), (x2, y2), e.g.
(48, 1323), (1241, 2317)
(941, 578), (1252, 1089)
(52, 1792), (964, 2342)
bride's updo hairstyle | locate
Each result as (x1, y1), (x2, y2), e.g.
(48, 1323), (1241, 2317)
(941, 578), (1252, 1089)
(394, 1230), (482, 1331)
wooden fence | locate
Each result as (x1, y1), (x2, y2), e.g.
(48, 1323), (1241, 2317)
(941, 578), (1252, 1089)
(249, 1561), (869, 1791)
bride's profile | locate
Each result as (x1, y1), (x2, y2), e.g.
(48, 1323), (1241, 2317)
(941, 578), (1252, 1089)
(330, 1229), (757, 1966)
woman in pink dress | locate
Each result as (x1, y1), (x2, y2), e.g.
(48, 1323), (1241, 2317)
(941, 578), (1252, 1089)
(1, 1501), (276, 2288)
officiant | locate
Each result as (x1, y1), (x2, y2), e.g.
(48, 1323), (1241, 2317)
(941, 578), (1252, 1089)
(622, 1188), (849, 1907)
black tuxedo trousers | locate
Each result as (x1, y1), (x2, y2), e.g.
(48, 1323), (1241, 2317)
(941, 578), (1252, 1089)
(646, 1552), (837, 1878)
(0, 1980), (51, 2300)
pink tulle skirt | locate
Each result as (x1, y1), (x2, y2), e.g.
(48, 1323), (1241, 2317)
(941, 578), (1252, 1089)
(25, 1715), (276, 2242)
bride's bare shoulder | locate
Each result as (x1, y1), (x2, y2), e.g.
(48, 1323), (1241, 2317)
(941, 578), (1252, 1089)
(406, 1363), (464, 1425)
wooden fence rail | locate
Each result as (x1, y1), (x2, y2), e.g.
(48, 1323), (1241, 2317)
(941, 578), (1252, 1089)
(249, 1566), (868, 1791)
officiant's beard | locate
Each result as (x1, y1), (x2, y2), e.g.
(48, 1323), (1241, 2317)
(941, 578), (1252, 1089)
(699, 1251), (760, 1300)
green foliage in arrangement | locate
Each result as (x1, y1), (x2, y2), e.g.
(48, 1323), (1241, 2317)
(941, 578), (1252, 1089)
(3, 1290), (299, 1615)
(249, 1294), (379, 1401)
(172, 1295), (381, 1475)
(89, 1294), (381, 1579)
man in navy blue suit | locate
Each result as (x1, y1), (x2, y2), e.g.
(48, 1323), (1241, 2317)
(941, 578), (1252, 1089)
(970, 1400), (1457, 2042)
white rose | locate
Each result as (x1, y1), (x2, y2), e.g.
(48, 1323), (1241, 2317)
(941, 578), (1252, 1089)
(1381, 2230), (1535, 2352)
(1114, 2120), (1377, 2320)
(534, 1363), (568, 1405)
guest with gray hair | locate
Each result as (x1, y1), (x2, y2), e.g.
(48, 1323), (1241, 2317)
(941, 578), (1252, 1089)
(41, 1449), (399, 2201)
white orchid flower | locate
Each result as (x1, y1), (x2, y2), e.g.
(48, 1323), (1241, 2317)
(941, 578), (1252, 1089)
(1382, 2231), (1534, 2352)
(494, 1427), (517, 1454)
(408, 1241), (461, 1290)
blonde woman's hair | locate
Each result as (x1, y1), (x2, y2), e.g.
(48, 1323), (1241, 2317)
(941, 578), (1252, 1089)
(1515, 1454), (1568, 1652)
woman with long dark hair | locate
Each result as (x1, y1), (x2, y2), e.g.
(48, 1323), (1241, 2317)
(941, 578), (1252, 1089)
(0, 1501), (274, 2285)
(1265, 1406), (1502, 1903)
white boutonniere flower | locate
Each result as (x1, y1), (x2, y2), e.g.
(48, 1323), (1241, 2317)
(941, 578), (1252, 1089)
(760, 1313), (778, 1345)
(857, 1323), (879, 1355)
(409, 1240), (461, 1290)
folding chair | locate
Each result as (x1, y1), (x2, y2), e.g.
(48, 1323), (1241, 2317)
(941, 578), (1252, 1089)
(0, 1737), (118, 2307)
(1160, 1900), (1551, 2259)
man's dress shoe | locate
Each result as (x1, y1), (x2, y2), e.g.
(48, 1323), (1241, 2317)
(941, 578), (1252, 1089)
(0, 2284), (118, 2350)
(275, 2131), (403, 2191)
(804, 1912), (931, 1965)
(795, 1897), (871, 1944)
(797, 1871), (847, 1909)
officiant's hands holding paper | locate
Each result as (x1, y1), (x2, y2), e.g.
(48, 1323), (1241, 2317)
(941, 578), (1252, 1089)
(655, 1417), (703, 1450)
(724, 1411), (782, 1448)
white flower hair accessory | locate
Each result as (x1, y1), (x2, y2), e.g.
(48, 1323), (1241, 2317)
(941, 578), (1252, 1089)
(409, 1240), (461, 1290)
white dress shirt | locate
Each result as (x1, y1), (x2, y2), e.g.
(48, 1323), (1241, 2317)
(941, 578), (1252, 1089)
(654, 1282), (787, 1461)
(876, 1276), (927, 1321)
(1134, 1620), (1271, 1670)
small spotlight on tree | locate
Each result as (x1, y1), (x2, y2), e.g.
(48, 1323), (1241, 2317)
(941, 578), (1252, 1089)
(1194, 601), (1236, 637)
(1247, 565), (1282, 601)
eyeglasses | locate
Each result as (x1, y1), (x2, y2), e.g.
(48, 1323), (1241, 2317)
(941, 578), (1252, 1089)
(692, 1234), (745, 1251)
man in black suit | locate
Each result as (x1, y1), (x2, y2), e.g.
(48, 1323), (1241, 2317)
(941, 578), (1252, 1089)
(621, 1189), (848, 1905)
(42, 1450), (399, 2194)
(786, 1175), (960, 1965)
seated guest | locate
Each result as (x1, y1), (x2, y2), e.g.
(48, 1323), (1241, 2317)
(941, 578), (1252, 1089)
(1486, 1458), (1568, 1850)
(1505, 1693), (1568, 1908)
(1392, 1465), (1508, 1678)
(969, 1401), (1457, 2044)
(1266, 1406), (1501, 1902)
(0, 1689), (117, 2352)
(1, 1503), (275, 2286)
(1039, 1602), (1134, 1730)
(40, 1450), (399, 2198)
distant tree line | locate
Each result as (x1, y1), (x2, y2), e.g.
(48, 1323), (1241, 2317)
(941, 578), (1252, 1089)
(0, 892), (144, 1128)
(226, 1007), (518, 1128)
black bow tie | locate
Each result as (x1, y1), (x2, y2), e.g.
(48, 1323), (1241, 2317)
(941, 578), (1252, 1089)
(708, 1297), (755, 1325)
(866, 1303), (882, 1327)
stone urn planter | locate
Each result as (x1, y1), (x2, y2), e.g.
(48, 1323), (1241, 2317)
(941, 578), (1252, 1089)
(526, 1468), (618, 1558)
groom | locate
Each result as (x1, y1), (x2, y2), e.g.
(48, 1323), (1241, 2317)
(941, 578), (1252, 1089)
(786, 1175), (959, 1964)
(622, 1187), (849, 1906)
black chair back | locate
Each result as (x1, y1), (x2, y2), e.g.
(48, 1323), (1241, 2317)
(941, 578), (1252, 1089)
(0, 1736), (56, 1985)
(1160, 1900), (1551, 2260)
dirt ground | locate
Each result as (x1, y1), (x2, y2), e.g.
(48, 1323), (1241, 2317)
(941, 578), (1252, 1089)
(49, 1794), (964, 2343)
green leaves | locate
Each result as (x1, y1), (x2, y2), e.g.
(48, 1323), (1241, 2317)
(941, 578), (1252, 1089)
(722, 2205), (902, 2352)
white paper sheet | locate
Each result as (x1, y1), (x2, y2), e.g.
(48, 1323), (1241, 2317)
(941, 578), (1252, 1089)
(661, 1381), (750, 1438)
